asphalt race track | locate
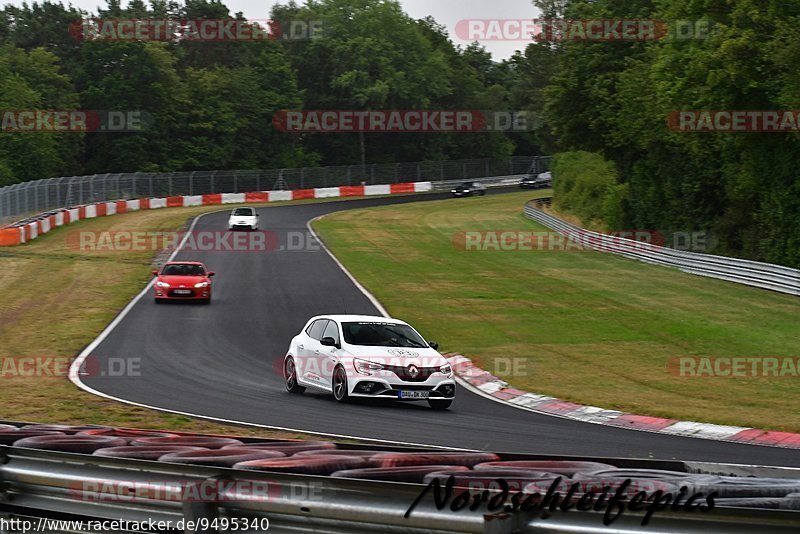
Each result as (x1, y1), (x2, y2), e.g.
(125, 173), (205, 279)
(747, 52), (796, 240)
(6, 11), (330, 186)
(81, 191), (800, 466)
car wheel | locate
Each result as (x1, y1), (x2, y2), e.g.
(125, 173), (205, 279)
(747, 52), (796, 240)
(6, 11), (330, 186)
(202, 298), (211, 305)
(285, 357), (306, 394)
(154, 298), (163, 304)
(332, 365), (349, 402)
(428, 399), (452, 410)
(480, 190), (486, 196)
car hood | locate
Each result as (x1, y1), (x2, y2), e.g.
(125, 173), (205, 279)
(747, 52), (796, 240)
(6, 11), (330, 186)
(158, 275), (208, 286)
(343, 345), (447, 367)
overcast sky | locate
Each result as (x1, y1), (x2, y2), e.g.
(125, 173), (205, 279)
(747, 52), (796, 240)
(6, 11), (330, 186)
(6, 0), (538, 60)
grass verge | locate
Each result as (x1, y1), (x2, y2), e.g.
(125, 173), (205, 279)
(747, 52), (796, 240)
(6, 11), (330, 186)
(313, 191), (800, 432)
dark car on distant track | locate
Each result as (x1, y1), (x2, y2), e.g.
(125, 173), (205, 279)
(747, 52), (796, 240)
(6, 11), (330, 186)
(450, 181), (487, 197)
(520, 171), (552, 189)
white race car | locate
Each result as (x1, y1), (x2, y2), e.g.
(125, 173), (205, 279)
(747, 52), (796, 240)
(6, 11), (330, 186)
(228, 207), (259, 231)
(283, 315), (455, 409)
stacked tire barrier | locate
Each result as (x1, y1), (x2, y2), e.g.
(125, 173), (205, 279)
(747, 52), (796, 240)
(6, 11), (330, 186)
(1, 422), (799, 533)
(523, 202), (800, 297)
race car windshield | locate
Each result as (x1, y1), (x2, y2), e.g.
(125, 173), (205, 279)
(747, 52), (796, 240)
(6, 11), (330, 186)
(342, 322), (428, 348)
(233, 208), (253, 216)
(162, 264), (205, 276)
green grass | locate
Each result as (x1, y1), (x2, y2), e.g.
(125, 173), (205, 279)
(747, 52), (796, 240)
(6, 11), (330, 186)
(313, 191), (800, 432)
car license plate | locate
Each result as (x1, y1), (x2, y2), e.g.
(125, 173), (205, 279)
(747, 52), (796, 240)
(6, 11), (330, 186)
(399, 390), (429, 399)
(173, 289), (192, 295)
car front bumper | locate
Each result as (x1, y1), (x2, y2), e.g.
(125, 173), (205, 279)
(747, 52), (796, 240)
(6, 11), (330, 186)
(347, 378), (456, 400)
(154, 287), (211, 300)
(229, 223), (257, 231)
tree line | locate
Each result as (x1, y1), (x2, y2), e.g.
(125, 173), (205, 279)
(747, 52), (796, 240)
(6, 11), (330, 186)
(530, 0), (800, 268)
(0, 0), (535, 185)
(1, 0), (798, 267)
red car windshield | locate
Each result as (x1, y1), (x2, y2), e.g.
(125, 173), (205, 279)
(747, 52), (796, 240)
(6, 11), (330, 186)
(162, 264), (205, 276)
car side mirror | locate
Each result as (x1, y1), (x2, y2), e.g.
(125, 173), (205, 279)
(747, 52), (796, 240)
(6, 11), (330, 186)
(151, 270), (158, 276)
(208, 271), (216, 277)
(428, 340), (439, 350)
(320, 337), (339, 348)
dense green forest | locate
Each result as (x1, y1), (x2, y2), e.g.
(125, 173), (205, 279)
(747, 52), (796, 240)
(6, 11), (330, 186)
(1, 0), (798, 266)
(533, 0), (800, 268)
(0, 0), (531, 182)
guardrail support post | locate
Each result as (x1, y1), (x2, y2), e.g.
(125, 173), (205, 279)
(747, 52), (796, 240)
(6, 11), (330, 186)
(181, 478), (221, 534)
(182, 500), (219, 533)
(0, 447), (10, 504)
(483, 511), (533, 534)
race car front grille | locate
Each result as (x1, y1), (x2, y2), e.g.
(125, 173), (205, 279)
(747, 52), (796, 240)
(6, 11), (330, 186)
(168, 289), (196, 297)
(384, 365), (439, 382)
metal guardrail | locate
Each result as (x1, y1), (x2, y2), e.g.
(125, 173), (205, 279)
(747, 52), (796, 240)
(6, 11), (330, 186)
(0, 157), (552, 225)
(2, 439), (800, 533)
(431, 174), (532, 191)
(523, 202), (800, 297)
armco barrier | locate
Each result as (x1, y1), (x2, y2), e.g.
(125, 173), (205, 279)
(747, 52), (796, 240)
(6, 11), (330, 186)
(0, 181), (434, 248)
(0, 156), (553, 225)
(523, 202), (800, 297)
(0, 174), (530, 248)
(1, 421), (799, 532)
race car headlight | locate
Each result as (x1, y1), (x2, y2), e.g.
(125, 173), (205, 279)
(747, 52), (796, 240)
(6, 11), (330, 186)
(464, 189), (470, 192)
(439, 364), (452, 376)
(354, 358), (384, 375)
(194, 281), (209, 288)
(156, 281), (170, 288)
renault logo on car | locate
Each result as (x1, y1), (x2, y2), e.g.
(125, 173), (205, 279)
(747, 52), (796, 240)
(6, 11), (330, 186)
(408, 365), (419, 378)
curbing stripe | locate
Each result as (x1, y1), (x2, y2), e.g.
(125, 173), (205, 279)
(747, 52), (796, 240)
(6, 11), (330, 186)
(446, 353), (800, 449)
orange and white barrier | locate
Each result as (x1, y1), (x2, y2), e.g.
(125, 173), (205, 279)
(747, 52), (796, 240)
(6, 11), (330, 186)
(0, 181), (435, 247)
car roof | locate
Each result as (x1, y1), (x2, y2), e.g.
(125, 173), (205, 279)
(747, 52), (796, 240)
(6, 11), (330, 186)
(308, 314), (407, 324)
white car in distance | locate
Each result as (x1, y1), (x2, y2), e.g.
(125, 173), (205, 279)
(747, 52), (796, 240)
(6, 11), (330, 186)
(228, 207), (259, 231)
(283, 315), (455, 410)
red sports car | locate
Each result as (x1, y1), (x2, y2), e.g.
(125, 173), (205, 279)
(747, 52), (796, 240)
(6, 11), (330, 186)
(152, 261), (215, 304)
